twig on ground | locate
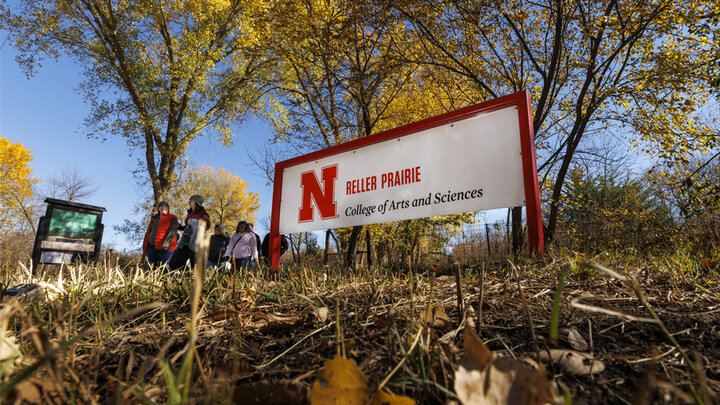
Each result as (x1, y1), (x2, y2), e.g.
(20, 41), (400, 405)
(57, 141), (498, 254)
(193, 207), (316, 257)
(511, 262), (541, 360)
(570, 295), (657, 323)
(627, 347), (677, 364)
(455, 262), (465, 326)
(476, 261), (485, 332)
(256, 322), (335, 370)
(376, 326), (424, 394)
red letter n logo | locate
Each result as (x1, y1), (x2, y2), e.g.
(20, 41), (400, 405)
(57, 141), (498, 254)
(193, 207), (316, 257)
(299, 164), (339, 223)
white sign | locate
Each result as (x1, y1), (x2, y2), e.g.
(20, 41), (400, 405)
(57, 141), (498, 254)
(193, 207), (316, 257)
(277, 106), (525, 234)
(269, 91), (544, 268)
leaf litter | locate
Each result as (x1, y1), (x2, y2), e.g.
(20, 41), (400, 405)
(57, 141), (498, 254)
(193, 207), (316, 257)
(454, 329), (557, 405)
(0, 263), (718, 404)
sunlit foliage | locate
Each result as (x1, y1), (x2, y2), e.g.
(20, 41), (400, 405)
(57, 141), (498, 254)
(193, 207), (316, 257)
(0, 135), (39, 233)
(0, 0), (273, 204)
(168, 165), (260, 233)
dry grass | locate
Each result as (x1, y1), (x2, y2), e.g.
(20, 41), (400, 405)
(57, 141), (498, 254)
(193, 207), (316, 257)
(0, 250), (718, 404)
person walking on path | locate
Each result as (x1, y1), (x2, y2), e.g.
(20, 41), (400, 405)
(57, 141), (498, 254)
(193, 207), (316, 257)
(260, 233), (289, 265)
(168, 194), (211, 271)
(224, 221), (258, 270)
(207, 224), (230, 269)
(142, 201), (179, 268)
(248, 223), (262, 265)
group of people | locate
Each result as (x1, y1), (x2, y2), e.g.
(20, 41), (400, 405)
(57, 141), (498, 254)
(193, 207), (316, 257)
(206, 220), (260, 269)
(142, 194), (285, 271)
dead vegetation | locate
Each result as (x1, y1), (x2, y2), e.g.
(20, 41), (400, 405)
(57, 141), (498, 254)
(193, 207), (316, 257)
(0, 254), (719, 404)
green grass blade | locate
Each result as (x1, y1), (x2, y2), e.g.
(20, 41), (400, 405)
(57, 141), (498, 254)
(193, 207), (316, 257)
(550, 264), (571, 341)
(161, 361), (181, 405)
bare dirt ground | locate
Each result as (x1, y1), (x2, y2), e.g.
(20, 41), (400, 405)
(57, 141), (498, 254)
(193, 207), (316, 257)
(76, 263), (720, 404)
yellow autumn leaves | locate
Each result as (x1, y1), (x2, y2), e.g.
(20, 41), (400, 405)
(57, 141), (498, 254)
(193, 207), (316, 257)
(311, 355), (414, 405)
(0, 135), (38, 232)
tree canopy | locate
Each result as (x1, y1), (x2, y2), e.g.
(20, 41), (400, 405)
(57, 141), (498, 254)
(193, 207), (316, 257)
(3, 0), (718, 251)
(0, 0), (273, 204)
(394, 0), (716, 240)
(42, 165), (98, 202)
(168, 165), (260, 233)
(0, 135), (39, 234)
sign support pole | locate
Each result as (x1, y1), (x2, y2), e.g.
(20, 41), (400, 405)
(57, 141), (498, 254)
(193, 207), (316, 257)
(270, 166), (284, 270)
(518, 92), (544, 256)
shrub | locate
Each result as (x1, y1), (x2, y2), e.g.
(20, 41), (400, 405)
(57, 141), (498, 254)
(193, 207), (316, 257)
(556, 168), (675, 253)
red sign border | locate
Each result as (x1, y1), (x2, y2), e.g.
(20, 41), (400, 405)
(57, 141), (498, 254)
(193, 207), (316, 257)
(269, 91), (544, 269)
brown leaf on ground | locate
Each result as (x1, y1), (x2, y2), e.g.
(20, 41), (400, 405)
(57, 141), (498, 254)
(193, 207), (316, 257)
(232, 381), (309, 405)
(539, 349), (605, 376)
(9, 377), (63, 404)
(11, 380), (43, 403)
(565, 327), (589, 351)
(310, 355), (415, 405)
(420, 305), (453, 330)
(313, 306), (330, 323)
(255, 313), (303, 333)
(209, 307), (240, 321)
(0, 302), (19, 363)
(454, 330), (557, 405)
(0, 329), (19, 362)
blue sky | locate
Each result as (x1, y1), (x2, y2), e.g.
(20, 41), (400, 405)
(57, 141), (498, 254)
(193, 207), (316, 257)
(1, 41), (277, 251)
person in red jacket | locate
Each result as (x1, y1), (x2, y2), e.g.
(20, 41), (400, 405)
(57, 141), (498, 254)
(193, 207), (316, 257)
(142, 201), (179, 268)
(168, 194), (212, 271)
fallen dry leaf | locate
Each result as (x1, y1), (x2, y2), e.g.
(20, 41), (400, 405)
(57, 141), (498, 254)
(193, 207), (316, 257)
(420, 305), (452, 330)
(10, 377), (63, 404)
(255, 313), (303, 333)
(539, 349), (605, 375)
(12, 380), (43, 404)
(565, 327), (588, 351)
(209, 307), (241, 321)
(314, 306), (330, 323)
(454, 330), (556, 405)
(311, 355), (415, 405)
(0, 302), (20, 364)
(0, 330), (19, 362)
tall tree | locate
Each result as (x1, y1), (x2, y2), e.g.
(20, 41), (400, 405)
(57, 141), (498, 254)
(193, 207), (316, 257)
(169, 165), (260, 232)
(1, 0), (272, 205)
(116, 164), (259, 245)
(42, 165), (98, 202)
(395, 0), (715, 241)
(0, 135), (40, 233)
(266, 0), (415, 265)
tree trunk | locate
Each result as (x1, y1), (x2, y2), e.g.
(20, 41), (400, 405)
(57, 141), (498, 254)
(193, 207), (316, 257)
(505, 208), (511, 255)
(546, 124), (588, 241)
(147, 131), (177, 207)
(345, 225), (363, 269)
(485, 223), (492, 258)
(324, 230), (331, 264)
(298, 233), (304, 266)
(289, 234), (298, 264)
(365, 228), (372, 267)
(409, 231), (420, 269)
(511, 206), (522, 257)
(330, 230), (342, 265)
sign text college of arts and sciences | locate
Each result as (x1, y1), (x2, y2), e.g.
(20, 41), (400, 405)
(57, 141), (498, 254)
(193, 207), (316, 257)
(269, 92), (544, 268)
